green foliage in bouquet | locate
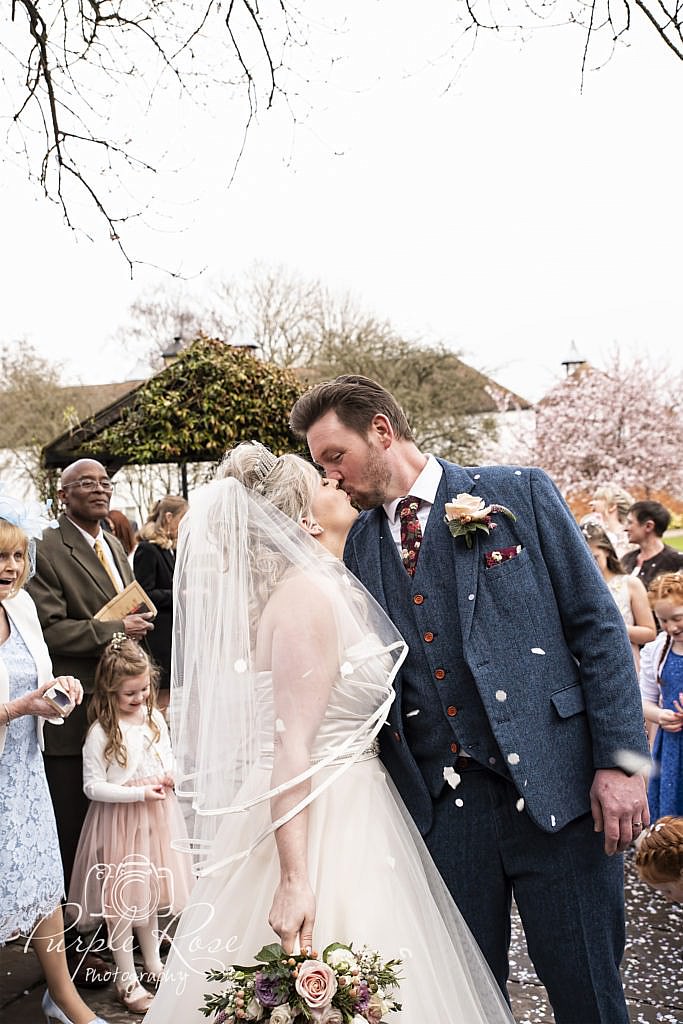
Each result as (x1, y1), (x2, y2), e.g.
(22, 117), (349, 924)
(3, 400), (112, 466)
(201, 941), (402, 1022)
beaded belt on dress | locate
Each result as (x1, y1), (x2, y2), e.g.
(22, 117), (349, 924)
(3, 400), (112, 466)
(312, 738), (380, 764)
(257, 738), (379, 770)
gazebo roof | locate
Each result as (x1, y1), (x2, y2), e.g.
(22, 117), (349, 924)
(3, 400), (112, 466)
(41, 338), (302, 473)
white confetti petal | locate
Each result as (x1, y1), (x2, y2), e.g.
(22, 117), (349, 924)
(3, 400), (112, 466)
(233, 658), (247, 673)
(613, 749), (652, 778)
(473, 474), (481, 480)
(405, 709), (421, 718)
(516, 798), (525, 812)
(550, 814), (556, 827)
(531, 647), (545, 655)
(443, 767), (461, 790)
(514, 470), (522, 476)
(507, 752), (520, 765)
(495, 690), (507, 702)
(455, 798), (464, 807)
(340, 661), (353, 676)
(275, 718), (286, 733)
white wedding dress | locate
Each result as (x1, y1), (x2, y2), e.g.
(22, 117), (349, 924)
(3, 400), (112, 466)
(145, 636), (514, 1023)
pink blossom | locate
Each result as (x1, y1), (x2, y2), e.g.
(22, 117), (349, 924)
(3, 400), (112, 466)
(294, 960), (338, 1013)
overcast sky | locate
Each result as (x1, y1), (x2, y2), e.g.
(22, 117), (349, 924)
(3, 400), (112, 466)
(1, 2), (681, 404)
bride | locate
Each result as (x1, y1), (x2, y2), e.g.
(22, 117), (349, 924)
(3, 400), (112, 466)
(144, 443), (513, 1023)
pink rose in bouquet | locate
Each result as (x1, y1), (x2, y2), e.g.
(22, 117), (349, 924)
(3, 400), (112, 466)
(295, 959), (338, 1014)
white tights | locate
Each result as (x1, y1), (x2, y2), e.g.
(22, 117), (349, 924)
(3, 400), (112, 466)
(108, 915), (164, 992)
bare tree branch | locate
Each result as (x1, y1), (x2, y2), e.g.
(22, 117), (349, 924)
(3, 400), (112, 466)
(3, 0), (682, 265)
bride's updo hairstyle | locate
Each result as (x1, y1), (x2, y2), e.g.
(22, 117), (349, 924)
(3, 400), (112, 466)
(211, 442), (323, 625)
(216, 441), (321, 526)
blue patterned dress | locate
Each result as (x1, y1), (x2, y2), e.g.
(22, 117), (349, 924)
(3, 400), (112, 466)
(0, 620), (64, 943)
(648, 649), (683, 819)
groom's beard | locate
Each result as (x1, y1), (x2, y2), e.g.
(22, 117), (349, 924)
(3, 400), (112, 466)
(349, 444), (392, 510)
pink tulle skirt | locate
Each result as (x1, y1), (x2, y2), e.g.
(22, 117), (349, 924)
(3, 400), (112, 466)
(67, 775), (193, 928)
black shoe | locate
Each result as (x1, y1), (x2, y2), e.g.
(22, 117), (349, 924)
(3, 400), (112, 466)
(67, 950), (113, 988)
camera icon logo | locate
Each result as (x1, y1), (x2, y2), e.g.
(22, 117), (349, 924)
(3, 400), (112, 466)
(85, 854), (175, 921)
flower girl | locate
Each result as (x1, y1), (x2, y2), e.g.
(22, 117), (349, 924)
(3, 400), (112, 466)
(68, 636), (192, 1014)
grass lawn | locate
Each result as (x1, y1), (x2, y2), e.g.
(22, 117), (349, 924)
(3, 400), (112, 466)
(665, 532), (683, 551)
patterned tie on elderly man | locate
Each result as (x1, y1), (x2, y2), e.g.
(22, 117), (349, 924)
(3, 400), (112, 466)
(398, 496), (422, 577)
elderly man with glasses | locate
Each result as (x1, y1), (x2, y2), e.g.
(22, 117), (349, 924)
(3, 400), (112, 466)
(26, 459), (154, 984)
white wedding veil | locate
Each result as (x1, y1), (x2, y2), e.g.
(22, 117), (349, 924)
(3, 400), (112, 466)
(170, 443), (407, 874)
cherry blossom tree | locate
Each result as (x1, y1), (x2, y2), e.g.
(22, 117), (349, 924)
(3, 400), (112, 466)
(533, 355), (683, 498)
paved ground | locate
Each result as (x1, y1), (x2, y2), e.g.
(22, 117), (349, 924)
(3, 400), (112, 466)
(2, 851), (681, 1023)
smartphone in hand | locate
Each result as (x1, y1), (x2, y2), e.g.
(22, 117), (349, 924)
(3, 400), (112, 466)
(43, 683), (75, 718)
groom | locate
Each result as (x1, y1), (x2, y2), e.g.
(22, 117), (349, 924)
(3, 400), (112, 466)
(290, 376), (650, 1024)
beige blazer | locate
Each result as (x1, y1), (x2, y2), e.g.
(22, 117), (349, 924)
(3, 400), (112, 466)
(0, 588), (56, 756)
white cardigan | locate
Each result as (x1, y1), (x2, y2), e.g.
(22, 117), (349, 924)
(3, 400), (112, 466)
(0, 589), (57, 756)
(82, 708), (174, 803)
(639, 631), (671, 706)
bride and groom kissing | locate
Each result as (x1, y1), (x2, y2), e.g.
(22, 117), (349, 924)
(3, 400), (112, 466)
(147, 375), (649, 1024)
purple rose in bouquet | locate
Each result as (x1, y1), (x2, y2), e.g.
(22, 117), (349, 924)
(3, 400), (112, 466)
(254, 971), (286, 1009)
(355, 981), (370, 1013)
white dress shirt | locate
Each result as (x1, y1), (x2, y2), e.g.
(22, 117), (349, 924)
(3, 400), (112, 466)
(383, 454), (443, 550)
(67, 518), (125, 591)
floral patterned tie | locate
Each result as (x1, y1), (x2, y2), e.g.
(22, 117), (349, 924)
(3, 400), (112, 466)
(398, 496), (422, 577)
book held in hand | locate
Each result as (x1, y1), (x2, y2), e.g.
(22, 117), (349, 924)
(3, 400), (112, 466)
(94, 580), (157, 622)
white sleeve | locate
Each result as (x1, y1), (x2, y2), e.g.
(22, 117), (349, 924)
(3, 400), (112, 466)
(154, 710), (175, 773)
(82, 725), (145, 803)
(639, 636), (663, 705)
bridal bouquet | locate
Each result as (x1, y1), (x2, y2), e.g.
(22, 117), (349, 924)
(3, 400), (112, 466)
(200, 942), (402, 1023)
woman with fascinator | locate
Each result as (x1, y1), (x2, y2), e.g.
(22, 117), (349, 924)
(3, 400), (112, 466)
(145, 443), (513, 1023)
(0, 489), (109, 1024)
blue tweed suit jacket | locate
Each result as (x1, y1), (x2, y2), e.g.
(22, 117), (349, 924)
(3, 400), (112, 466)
(344, 460), (650, 836)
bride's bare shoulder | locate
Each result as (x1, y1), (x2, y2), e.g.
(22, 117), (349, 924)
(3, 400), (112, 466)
(269, 567), (336, 614)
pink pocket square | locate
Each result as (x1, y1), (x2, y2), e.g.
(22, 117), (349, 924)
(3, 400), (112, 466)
(485, 545), (522, 568)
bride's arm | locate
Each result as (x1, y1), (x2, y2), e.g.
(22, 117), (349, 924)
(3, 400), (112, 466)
(267, 583), (338, 954)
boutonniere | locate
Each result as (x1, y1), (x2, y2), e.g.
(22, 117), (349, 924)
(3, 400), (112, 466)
(444, 493), (516, 548)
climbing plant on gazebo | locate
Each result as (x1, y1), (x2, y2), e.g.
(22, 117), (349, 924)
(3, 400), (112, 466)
(90, 337), (303, 465)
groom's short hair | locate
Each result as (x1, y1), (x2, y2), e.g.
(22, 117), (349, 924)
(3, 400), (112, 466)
(290, 375), (414, 442)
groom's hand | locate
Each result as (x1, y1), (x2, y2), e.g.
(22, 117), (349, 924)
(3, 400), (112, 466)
(590, 768), (650, 854)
